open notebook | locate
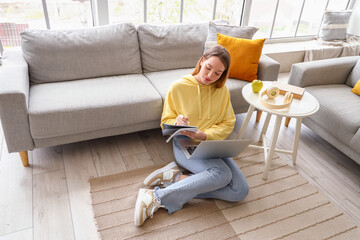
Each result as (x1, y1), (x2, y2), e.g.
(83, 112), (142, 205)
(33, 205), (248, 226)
(162, 123), (198, 143)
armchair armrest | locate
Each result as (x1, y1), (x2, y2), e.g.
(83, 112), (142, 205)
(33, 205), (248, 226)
(0, 48), (34, 152)
(288, 56), (360, 88)
(350, 128), (360, 154)
(257, 54), (280, 81)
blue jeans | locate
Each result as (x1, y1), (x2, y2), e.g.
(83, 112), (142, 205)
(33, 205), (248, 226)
(155, 136), (249, 214)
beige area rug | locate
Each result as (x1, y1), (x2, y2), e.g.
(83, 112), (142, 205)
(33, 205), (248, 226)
(89, 149), (360, 240)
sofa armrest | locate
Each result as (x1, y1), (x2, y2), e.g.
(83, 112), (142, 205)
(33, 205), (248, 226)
(350, 128), (360, 154)
(257, 55), (280, 81)
(0, 48), (34, 152)
(288, 56), (360, 88)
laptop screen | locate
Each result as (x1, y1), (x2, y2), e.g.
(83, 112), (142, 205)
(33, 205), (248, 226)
(185, 146), (197, 155)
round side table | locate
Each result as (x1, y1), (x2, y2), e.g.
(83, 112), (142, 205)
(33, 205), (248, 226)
(238, 81), (319, 180)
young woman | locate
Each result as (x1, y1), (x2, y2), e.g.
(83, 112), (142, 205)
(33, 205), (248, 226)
(134, 45), (249, 226)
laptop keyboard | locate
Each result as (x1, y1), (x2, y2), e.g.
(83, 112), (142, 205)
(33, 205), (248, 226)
(185, 146), (197, 155)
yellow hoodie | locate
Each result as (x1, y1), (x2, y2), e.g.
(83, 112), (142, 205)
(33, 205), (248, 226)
(161, 74), (235, 140)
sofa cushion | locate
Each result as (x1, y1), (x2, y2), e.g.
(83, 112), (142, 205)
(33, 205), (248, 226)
(21, 23), (142, 84)
(144, 69), (193, 99)
(352, 79), (360, 96)
(346, 59), (360, 87)
(204, 22), (258, 53)
(28, 74), (162, 139)
(305, 84), (360, 148)
(217, 33), (265, 82)
(144, 70), (249, 114)
(138, 23), (208, 72)
(319, 10), (352, 41)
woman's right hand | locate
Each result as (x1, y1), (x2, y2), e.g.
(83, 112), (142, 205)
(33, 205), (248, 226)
(176, 115), (190, 126)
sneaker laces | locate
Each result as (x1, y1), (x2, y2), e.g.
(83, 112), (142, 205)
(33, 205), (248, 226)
(146, 195), (164, 218)
(158, 180), (173, 187)
(158, 171), (180, 186)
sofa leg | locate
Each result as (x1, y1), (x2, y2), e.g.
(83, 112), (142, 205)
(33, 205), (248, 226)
(285, 117), (291, 127)
(19, 151), (29, 167)
(256, 110), (262, 122)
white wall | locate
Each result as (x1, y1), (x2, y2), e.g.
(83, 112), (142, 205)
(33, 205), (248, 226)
(348, 0), (360, 35)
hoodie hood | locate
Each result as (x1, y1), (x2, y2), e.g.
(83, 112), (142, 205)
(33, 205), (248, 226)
(182, 74), (214, 120)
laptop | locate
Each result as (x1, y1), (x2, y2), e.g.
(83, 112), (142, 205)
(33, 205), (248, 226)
(177, 138), (253, 160)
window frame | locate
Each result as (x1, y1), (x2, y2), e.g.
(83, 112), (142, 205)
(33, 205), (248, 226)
(243, 0), (354, 43)
(2, 0), (357, 43)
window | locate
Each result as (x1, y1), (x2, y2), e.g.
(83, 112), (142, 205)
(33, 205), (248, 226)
(46, 0), (93, 29)
(0, 0), (45, 46)
(182, 0), (213, 23)
(0, 0), (46, 29)
(147, 0), (180, 24)
(248, 0), (352, 40)
(327, 0), (349, 10)
(248, 0), (278, 39)
(0, 0), (93, 47)
(272, 0), (303, 38)
(108, 0), (143, 25)
(215, 0), (244, 25)
(297, 0), (328, 36)
(0, 0), (357, 48)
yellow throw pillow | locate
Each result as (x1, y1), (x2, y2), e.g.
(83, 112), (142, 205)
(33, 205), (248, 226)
(352, 79), (360, 96)
(217, 33), (265, 82)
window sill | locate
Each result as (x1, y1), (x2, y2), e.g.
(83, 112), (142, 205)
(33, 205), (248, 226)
(263, 40), (323, 54)
(263, 39), (360, 72)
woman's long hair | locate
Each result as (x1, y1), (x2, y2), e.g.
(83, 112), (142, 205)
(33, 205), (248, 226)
(192, 45), (231, 88)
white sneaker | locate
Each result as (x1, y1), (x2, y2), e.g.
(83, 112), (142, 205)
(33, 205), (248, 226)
(134, 188), (163, 226)
(143, 161), (181, 187)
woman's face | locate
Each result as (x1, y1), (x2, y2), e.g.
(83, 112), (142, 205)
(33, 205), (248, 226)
(195, 56), (226, 85)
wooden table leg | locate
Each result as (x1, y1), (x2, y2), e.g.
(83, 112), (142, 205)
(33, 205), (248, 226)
(285, 117), (291, 127)
(256, 110), (262, 122)
(262, 115), (282, 180)
(238, 105), (256, 139)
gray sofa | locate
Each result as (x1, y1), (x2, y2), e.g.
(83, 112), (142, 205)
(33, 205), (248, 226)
(288, 56), (360, 164)
(0, 23), (280, 166)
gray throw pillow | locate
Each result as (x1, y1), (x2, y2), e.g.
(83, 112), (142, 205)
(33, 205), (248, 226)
(320, 10), (352, 41)
(204, 22), (258, 53)
(21, 23), (142, 84)
(138, 23), (209, 72)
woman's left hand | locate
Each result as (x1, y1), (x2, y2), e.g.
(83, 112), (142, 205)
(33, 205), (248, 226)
(181, 130), (207, 141)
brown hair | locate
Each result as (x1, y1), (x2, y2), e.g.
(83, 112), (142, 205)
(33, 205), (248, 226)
(192, 45), (231, 88)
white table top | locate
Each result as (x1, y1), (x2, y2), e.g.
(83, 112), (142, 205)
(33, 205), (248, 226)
(242, 81), (320, 118)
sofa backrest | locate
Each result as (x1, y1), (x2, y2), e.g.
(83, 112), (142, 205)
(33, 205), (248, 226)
(137, 23), (208, 72)
(21, 23), (142, 84)
(346, 59), (360, 87)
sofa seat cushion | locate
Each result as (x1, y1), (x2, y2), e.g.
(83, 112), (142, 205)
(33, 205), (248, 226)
(306, 84), (360, 147)
(144, 69), (249, 114)
(144, 69), (193, 99)
(28, 74), (163, 139)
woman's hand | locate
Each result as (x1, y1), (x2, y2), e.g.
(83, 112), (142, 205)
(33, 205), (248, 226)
(181, 130), (207, 141)
(176, 115), (190, 126)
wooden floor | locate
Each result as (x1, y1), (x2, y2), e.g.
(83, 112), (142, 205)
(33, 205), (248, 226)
(0, 112), (359, 240)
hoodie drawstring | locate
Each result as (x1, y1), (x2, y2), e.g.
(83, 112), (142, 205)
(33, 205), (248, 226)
(197, 84), (202, 119)
(208, 86), (211, 120)
(197, 83), (212, 120)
